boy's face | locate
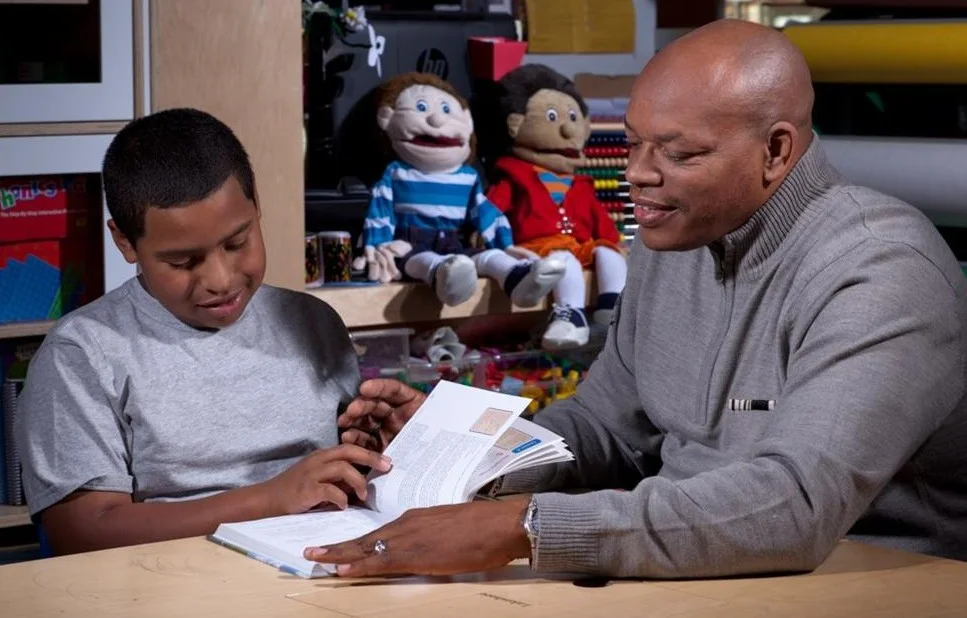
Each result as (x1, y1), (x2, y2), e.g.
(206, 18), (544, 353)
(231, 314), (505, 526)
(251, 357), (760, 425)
(110, 175), (266, 330)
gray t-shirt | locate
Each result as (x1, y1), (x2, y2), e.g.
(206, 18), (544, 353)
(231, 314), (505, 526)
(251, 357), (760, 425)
(15, 277), (359, 516)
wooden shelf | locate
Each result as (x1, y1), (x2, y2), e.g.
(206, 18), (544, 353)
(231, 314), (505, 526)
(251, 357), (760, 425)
(0, 1), (89, 4)
(0, 505), (30, 530)
(0, 320), (53, 340)
(308, 273), (594, 329)
(0, 121), (126, 138)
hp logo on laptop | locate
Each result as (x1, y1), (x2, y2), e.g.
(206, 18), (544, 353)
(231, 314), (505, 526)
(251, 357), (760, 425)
(416, 48), (449, 80)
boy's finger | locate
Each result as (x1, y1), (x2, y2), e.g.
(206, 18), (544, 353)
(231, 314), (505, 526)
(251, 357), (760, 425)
(340, 429), (379, 450)
(325, 462), (369, 502)
(325, 443), (393, 472)
(340, 398), (392, 423)
(315, 483), (350, 511)
(359, 379), (419, 404)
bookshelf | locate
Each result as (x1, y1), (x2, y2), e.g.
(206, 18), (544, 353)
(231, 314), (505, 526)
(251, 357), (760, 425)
(309, 272), (595, 329)
(0, 322), (53, 341)
(0, 506), (29, 530)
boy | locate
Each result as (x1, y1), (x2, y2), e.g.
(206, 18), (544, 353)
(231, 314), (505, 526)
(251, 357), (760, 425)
(14, 108), (390, 555)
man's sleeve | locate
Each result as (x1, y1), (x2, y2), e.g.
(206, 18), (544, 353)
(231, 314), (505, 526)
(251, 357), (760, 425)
(499, 250), (664, 495)
(528, 246), (965, 578)
(15, 333), (132, 517)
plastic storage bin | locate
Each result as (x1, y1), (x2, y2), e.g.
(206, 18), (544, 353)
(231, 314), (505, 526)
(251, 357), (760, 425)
(350, 328), (413, 379)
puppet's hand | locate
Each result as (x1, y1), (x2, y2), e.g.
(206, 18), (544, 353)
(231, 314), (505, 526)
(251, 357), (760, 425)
(372, 242), (412, 282)
(358, 246), (392, 283)
(505, 245), (540, 261)
(371, 241), (412, 284)
(380, 240), (413, 258)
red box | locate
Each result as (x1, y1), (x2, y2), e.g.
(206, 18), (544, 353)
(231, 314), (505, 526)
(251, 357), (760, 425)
(0, 175), (102, 324)
(0, 175), (96, 243)
(468, 37), (528, 82)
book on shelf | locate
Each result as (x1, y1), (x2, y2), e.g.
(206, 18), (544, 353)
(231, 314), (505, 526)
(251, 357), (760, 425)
(209, 380), (572, 578)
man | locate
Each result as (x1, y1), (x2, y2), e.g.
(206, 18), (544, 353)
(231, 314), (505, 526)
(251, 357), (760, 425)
(307, 19), (967, 578)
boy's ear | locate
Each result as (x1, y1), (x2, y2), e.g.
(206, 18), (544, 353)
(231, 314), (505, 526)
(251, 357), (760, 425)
(108, 220), (138, 264)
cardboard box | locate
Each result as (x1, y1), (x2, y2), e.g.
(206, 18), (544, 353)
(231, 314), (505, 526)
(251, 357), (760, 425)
(0, 175), (102, 325)
(574, 73), (638, 99)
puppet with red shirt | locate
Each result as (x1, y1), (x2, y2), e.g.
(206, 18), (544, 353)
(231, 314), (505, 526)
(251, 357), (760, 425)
(486, 64), (628, 350)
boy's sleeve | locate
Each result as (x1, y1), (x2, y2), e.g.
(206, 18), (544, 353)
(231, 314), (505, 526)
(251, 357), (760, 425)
(470, 177), (514, 249)
(14, 333), (132, 517)
(362, 164), (398, 248)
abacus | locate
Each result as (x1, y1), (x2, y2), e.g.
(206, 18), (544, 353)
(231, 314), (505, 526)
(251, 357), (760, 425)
(578, 118), (635, 243)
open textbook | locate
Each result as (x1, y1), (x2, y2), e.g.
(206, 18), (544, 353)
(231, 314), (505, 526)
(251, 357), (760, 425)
(209, 380), (573, 578)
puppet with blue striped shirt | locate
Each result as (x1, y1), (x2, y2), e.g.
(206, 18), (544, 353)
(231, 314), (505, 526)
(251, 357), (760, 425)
(356, 73), (564, 307)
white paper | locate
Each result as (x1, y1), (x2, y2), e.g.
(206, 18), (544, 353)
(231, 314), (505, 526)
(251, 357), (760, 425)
(364, 380), (532, 516)
(466, 417), (573, 497)
(212, 507), (397, 577)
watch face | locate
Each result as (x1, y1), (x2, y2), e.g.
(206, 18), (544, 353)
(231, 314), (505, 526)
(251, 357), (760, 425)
(525, 502), (539, 539)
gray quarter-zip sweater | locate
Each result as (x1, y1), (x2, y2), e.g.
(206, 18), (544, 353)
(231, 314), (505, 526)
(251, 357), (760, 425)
(502, 137), (967, 578)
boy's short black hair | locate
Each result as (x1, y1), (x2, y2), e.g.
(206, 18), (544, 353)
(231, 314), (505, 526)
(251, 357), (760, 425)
(102, 107), (256, 244)
(498, 64), (590, 120)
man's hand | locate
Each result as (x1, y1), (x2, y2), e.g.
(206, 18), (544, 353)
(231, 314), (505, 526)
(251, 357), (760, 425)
(303, 499), (531, 577)
(339, 379), (427, 452)
(260, 444), (393, 513)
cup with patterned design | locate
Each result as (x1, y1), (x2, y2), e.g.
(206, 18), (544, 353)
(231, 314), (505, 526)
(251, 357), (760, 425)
(305, 233), (323, 288)
(318, 231), (353, 283)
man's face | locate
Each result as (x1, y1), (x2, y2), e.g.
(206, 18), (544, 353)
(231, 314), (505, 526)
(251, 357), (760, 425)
(111, 175), (266, 330)
(624, 74), (767, 251)
(508, 88), (591, 175)
(378, 84), (473, 173)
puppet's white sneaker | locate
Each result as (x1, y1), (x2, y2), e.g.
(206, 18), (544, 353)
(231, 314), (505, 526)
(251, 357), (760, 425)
(434, 255), (478, 306)
(541, 304), (590, 350)
(510, 256), (566, 308)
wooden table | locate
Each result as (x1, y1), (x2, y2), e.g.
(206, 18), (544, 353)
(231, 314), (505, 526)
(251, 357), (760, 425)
(1, 537), (965, 617)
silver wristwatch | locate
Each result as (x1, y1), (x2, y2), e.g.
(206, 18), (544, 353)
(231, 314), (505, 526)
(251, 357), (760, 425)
(522, 497), (539, 561)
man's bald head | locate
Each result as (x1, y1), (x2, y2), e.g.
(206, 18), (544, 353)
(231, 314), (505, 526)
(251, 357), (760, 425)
(641, 19), (814, 137)
(624, 19), (816, 252)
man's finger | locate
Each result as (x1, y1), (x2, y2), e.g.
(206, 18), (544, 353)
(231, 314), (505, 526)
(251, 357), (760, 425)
(304, 532), (373, 564)
(335, 554), (405, 578)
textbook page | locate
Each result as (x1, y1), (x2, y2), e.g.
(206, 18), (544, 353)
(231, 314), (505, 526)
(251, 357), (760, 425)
(365, 381), (531, 517)
(466, 417), (573, 498)
(211, 507), (398, 578)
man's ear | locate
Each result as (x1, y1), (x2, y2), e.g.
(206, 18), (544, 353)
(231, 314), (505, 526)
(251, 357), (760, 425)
(506, 113), (524, 139)
(763, 121), (796, 184)
(108, 219), (138, 264)
(377, 105), (395, 131)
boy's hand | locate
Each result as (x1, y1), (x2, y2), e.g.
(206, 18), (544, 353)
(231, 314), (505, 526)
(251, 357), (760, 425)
(263, 444), (393, 514)
(339, 379), (426, 453)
